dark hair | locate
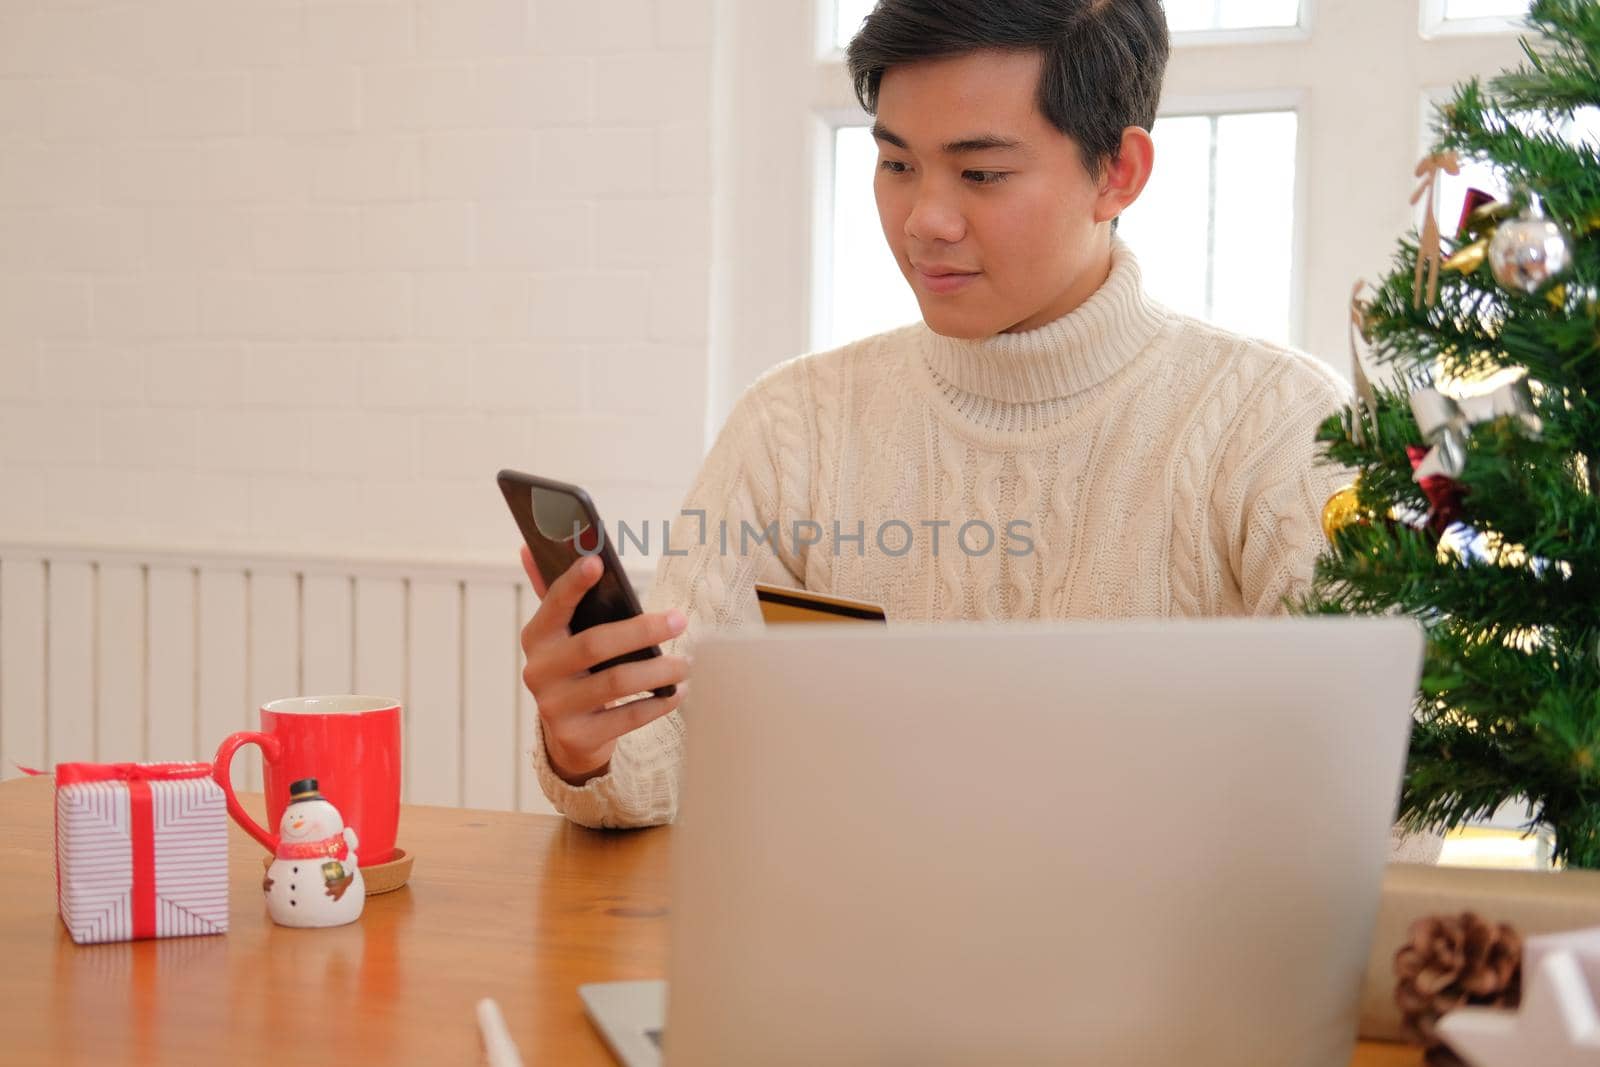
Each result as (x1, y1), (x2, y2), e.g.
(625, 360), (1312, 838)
(846, 0), (1170, 179)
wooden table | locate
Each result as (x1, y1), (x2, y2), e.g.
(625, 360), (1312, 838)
(0, 775), (1420, 1064)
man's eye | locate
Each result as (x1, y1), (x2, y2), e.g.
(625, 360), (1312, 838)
(883, 160), (1004, 185)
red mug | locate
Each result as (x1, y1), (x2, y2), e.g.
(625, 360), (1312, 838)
(213, 696), (402, 866)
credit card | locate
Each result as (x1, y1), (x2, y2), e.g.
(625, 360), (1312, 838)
(753, 583), (887, 624)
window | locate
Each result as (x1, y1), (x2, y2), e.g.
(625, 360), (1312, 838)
(1441, 0), (1529, 20)
(1118, 110), (1298, 345)
(1422, 0), (1530, 36)
(828, 127), (919, 348)
(1164, 0), (1301, 32)
(833, 0), (874, 50)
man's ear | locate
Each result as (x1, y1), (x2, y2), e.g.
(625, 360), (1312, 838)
(1093, 126), (1155, 223)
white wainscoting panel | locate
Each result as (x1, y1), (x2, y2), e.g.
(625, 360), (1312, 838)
(0, 542), (600, 817)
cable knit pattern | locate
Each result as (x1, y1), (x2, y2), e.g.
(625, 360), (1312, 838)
(531, 238), (1362, 830)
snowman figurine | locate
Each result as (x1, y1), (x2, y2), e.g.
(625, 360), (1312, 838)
(262, 778), (365, 928)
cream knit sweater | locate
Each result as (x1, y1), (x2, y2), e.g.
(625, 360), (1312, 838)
(533, 238), (1365, 832)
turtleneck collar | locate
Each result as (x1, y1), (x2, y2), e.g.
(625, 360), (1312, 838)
(917, 236), (1166, 405)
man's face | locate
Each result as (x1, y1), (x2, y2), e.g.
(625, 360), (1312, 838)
(872, 49), (1122, 339)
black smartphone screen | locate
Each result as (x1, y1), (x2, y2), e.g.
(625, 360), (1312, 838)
(498, 470), (673, 697)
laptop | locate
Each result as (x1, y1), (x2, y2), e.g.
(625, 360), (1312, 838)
(582, 617), (1423, 1066)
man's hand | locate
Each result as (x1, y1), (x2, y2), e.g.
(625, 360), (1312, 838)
(518, 545), (690, 786)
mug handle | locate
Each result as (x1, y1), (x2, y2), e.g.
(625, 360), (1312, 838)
(212, 731), (282, 853)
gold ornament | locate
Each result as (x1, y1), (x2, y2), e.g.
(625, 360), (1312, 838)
(1322, 484), (1372, 540)
(1443, 200), (1514, 277)
(1444, 238), (1489, 275)
(1464, 199), (1515, 235)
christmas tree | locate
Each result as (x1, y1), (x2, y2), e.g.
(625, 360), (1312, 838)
(1306, 0), (1600, 869)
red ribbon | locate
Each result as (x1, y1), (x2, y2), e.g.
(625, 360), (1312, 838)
(55, 761), (211, 941)
(129, 779), (155, 939)
(1406, 445), (1467, 534)
(55, 761), (212, 787)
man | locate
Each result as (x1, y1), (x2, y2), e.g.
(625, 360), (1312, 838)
(518, 0), (1356, 831)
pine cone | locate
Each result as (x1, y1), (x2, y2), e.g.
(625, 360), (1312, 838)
(1394, 912), (1522, 1064)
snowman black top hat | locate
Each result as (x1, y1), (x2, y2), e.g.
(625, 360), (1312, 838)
(287, 778), (322, 805)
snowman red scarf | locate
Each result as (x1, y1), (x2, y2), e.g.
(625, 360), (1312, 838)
(276, 834), (349, 861)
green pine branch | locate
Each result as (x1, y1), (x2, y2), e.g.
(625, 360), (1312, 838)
(1494, 0), (1600, 116)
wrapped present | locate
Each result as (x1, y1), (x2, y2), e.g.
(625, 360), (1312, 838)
(1438, 924), (1600, 1065)
(1357, 862), (1600, 1041)
(54, 762), (229, 945)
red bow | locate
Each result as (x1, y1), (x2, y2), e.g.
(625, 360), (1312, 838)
(55, 761), (213, 787)
(1407, 445), (1466, 533)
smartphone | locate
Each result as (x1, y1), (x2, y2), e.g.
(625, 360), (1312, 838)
(498, 469), (674, 699)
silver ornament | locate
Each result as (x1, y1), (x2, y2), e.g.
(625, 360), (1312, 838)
(1411, 389), (1470, 477)
(1433, 424), (1468, 479)
(1488, 202), (1572, 293)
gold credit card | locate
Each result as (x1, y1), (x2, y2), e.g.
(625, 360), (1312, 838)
(754, 583), (887, 624)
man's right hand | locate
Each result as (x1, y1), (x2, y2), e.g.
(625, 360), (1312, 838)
(518, 546), (691, 786)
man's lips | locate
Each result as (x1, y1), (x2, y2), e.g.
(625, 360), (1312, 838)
(913, 264), (980, 295)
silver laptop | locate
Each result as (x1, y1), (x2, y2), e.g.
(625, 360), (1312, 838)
(582, 617), (1422, 1066)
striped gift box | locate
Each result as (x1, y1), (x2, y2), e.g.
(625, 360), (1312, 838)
(54, 762), (230, 945)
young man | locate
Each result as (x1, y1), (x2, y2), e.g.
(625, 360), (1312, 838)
(518, 0), (1363, 832)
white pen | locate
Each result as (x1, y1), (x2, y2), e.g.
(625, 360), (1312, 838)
(476, 997), (525, 1067)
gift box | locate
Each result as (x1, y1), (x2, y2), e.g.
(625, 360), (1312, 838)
(1357, 862), (1600, 1040)
(54, 762), (229, 945)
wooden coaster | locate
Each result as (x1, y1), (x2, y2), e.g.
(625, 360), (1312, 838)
(362, 848), (413, 895)
(259, 847), (413, 895)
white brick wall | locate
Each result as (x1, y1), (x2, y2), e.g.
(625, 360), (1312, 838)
(0, 0), (715, 568)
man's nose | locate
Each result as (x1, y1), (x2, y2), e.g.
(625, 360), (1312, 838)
(905, 184), (965, 245)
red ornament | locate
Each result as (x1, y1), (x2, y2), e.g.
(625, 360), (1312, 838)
(1457, 187), (1497, 238)
(1408, 445), (1466, 534)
